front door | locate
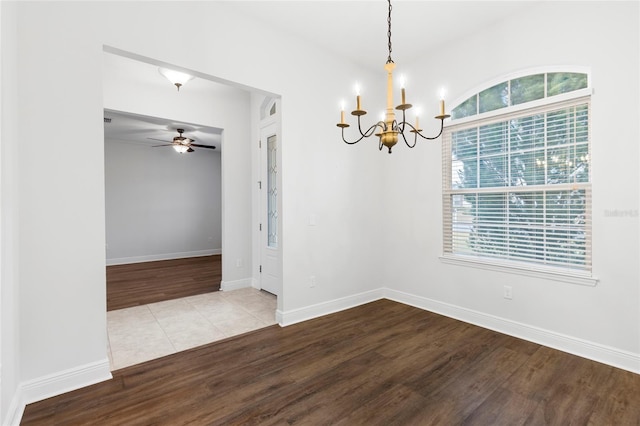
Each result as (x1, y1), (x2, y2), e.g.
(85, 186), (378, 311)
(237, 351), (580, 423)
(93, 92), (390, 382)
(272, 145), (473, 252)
(259, 114), (281, 296)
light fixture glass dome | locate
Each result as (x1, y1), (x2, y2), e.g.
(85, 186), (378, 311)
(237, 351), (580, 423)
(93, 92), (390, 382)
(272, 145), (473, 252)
(158, 67), (195, 91)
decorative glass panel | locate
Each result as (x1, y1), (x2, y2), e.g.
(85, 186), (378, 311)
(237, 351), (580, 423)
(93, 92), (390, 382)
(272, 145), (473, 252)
(547, 72), (588, 96)
(479, 82), (508, 113)
(510, 74), (544, 105)
(267, 135), (278, 248)
(449, 71), (588, 122)
(452, 95), (477, 119)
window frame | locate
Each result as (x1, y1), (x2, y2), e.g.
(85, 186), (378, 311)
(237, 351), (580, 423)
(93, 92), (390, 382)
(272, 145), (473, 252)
(441, 70), (598, 286)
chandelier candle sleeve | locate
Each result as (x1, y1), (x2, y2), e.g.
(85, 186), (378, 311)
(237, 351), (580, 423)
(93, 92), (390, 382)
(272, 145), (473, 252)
(439, 89), (446, 116)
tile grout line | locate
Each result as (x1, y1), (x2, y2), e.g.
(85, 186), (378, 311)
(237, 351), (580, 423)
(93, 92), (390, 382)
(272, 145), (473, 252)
(184, 293), (232, 339)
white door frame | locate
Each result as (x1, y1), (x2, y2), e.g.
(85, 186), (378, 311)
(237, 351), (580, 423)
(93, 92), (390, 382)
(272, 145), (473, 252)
(257, 98), (281, 297)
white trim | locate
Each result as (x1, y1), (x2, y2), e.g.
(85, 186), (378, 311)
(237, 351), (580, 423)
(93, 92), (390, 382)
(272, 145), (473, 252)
(278, 288), (638, 374)
(251, 277), (260, 290)
(5, 391), (23, 426)
(384, 289), (639, 375)
(275, 309), (284, 325)
(6, 290), (638, 426)
(278, 289), (385, 327)
(439, 255), (599, 287)
(7, 358), (112, 426)
(220, 277), (253, 291)
(106, 250), (221, 266)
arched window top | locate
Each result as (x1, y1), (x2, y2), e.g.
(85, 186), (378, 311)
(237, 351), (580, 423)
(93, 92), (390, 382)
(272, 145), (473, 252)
(451, 68), (590, 121)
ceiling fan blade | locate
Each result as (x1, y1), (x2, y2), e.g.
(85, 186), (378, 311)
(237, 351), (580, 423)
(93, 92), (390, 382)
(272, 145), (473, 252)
(187, 147), (195, 153)
(147, 137), (172, 143)
(152, 144), (174, 147)
(190, 143), (216, 150)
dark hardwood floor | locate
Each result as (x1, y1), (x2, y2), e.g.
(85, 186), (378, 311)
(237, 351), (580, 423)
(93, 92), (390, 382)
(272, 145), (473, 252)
(106, 255), (221, 311)
(22, 299), (640, 425)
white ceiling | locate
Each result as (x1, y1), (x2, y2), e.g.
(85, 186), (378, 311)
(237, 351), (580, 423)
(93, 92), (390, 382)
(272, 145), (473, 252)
(230, 1), (532, 71)
(103, 1), (533, 149)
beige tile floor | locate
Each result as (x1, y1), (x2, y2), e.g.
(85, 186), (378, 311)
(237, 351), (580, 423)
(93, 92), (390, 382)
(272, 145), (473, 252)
(107, 287), (277, 370)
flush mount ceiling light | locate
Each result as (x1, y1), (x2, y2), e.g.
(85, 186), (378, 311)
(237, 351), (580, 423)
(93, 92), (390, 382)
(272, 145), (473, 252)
(158, 67), (195, 91)
(337, 0), (450, 154)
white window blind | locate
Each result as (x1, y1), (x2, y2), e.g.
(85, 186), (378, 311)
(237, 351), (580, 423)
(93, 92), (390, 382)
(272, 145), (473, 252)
(442, 96), (592, 275)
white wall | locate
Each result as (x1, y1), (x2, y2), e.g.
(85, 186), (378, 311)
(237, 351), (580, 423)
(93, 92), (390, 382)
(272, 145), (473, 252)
(104, 138), (222, 264)
(4, 2), (382, 421)
(384, 1), (640, 370)
(1, 1), (20, 422)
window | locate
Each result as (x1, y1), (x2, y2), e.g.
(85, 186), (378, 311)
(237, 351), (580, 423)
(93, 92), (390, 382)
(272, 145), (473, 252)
(442, 71), (594, 283)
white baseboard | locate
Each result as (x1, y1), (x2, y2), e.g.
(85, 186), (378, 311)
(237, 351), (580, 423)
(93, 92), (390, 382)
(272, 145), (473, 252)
(6, 358), (112, 426)
(106, 249), (221, 266)
(220, 278), (253, 291)
(278, 289), (385, 327)
(384, 288), (640, 375)
(275, 287), (639, 374)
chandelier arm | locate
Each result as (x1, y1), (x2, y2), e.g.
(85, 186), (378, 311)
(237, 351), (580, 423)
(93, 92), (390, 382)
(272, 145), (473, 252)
(398, 124), (418, 148)
(403, 119), (446, 141)
(342, 123), (383, 145)
(357, 116), (383, 137)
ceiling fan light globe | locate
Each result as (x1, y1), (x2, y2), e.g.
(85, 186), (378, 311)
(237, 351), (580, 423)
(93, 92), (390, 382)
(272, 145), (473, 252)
(173, 145), (189, 154)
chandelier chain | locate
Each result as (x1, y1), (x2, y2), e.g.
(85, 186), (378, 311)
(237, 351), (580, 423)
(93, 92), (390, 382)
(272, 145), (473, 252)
(386, 0), (394, 64)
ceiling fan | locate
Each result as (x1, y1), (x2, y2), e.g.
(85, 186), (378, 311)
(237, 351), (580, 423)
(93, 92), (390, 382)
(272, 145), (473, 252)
(149, 128), (216, 154)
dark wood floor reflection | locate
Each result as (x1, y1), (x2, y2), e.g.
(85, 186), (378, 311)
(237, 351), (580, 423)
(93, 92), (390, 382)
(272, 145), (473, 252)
(106, 255), (221, 311)
(22, 299), (640, 425)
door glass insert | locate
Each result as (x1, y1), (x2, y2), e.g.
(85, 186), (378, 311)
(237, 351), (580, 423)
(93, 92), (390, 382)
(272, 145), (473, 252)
(267, 135), (278, 248)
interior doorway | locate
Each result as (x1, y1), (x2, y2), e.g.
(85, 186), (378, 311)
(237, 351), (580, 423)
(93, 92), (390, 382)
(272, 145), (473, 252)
(102, 49), (281, 371)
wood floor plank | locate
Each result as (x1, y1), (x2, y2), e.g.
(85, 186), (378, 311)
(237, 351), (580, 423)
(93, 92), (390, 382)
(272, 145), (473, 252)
(21, 300), (640, 425)
(106, 255), (221, 310)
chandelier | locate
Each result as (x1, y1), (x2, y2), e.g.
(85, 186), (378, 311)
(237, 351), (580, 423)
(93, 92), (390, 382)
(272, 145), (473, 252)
(337, 0), (450, 154)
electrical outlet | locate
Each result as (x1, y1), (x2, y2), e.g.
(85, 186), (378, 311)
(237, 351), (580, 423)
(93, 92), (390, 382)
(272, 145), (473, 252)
(310, 275), (316, 288)
(503, 285), (513, 300)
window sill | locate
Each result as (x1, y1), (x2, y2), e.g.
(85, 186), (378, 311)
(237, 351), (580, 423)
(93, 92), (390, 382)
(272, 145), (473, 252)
(439, 255), (599, 287)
